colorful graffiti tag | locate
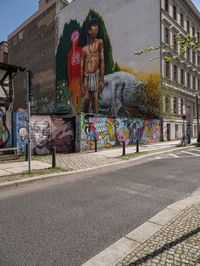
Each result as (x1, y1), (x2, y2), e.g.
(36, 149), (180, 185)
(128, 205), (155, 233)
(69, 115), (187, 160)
(81, 114), (116, 150)
(141, 120), (160, 144)
(116, 118), (160, 145)
(115, 118), (144, 145)
(13, 112), (28, 153)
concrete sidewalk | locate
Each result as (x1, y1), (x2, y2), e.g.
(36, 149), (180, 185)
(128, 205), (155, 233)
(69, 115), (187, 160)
(0, 160), (51, 176)
(0, 139), (196, 175)
(83, 188), (200, 266)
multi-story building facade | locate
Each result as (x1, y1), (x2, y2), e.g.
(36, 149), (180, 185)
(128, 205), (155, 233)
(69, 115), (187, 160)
(8, 0), (57, 113)
(8, 0), (200, 142)
(161, 0), (200, 140)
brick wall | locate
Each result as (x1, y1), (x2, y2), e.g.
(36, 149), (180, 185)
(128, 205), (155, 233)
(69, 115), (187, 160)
(8, 3), (56, 113)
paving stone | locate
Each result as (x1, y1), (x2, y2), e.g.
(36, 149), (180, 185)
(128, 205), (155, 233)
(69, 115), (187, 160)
(117, 204), (200, 266)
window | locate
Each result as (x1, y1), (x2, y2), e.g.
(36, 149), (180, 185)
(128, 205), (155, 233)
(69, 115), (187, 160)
(198, 55), (200, 66)
(198, 32), (200, 42)
(165, 28), (170, 44)
(181, 99), (184, 114)
(173, 5), (177, 21)
(165, 62), (170, 79)
(165, 97), (170, 112)
(192, 51), (196, 65)
(165, 0), (169, 12)
(187, 73), (190, 88)
(173, 65), (177, 81)
(181, 69), (185, 85)
(180, 13), (184, 27)
(192, 26), (195, 36)
(174, 97), (178, 114)
(187, 20), (190, 33)
(193, 76), (196, 90)
(173, 34), (178, 51)
(187, 48), (190, 61)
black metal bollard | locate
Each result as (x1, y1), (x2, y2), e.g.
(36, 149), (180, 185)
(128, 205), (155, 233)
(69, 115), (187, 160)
(94, 137), (98, 152)
(136, 139), (139, 153)
(52, 146), (56, 168)
(25, 143), (28, 161)
(122, 141), (126, 156)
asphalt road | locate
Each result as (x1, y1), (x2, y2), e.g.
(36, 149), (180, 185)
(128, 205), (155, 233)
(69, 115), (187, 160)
(0, 149), (200, 266)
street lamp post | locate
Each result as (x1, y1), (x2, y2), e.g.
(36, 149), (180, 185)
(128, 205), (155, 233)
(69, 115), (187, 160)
(196, 94), (200, 139)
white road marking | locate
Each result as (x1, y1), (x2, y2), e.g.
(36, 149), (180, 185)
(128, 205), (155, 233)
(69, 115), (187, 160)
(181, 151), (200, 156)
(169, 154), (179, 158)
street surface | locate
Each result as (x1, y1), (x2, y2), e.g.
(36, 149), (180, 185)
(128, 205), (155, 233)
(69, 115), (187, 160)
(0, 148), (200, 266)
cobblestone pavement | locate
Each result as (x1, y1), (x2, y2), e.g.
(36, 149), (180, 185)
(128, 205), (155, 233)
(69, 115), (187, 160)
(40, 152), (121, 170)
(117, 204), (200, 266)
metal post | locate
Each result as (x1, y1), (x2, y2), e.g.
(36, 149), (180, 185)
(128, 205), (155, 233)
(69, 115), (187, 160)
(94, 137), (98, 152)
(122, 141), (125, 156)
(52, 146), (56, 168)
(25, 143), (28, 161)
(196, 94), (200, 139)
(136, 139), (139, 153)
(26, 71), (31, 174)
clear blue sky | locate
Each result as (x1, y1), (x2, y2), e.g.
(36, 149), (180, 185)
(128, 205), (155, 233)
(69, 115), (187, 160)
(0, 0), (200, 42)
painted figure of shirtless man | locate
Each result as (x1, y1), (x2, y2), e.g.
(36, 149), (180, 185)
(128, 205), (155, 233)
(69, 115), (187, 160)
(81, 18), (105, 113)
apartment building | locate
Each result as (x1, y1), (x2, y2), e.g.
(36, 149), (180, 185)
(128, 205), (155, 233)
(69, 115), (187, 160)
(8, 0), (200, 142)
(161, 0), (200, 140)
(8, 0), (56, 113)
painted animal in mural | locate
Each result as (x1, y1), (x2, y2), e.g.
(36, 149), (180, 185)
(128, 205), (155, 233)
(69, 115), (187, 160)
(100, 71), (147, 116)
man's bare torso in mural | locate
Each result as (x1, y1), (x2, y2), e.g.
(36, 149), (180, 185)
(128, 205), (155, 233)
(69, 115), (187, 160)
(83, 39), (104, 74)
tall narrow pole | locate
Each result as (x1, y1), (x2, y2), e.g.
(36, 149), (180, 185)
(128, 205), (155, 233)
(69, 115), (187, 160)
(27, 71), (31, 173)
(196, 94), (199, 138)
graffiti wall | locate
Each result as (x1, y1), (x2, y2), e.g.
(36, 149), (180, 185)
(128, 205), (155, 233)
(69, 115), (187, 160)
(30, 115), (75, 155)
(115, 118), (144, 145)
(56, 0), (160, 117)
(51, 117), (75, 153)
(141, 119), (161, 144)
(13, 112), (28, 153)
(81, 114), (116, 151)
(80, 114), (160, 151)
(115, 118), (160, 145)
(0, 111), (12, 148)
(30, 116), (52, 155)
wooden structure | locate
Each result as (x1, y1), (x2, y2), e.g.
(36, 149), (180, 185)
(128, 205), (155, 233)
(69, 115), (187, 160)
(0, 63), (25, 110)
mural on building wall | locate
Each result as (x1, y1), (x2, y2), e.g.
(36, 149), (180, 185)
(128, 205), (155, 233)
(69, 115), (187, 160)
(31, 116), (52, 155)
(56, 6), (160, 118)
(0, 111), (11, 148)
(80, 114), (116, 150)
(14, 112), (28, 153)
(51, 117), (75, 153)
